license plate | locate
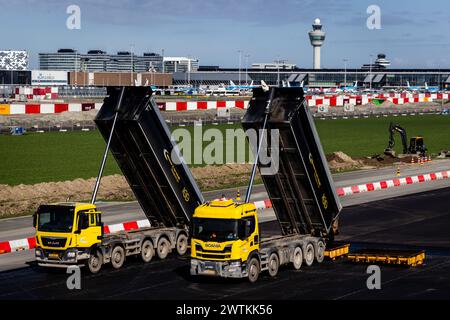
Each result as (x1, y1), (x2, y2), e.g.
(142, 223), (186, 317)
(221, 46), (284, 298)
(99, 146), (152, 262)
(202, 269), (216, 275)
(48, 253), (59, 259)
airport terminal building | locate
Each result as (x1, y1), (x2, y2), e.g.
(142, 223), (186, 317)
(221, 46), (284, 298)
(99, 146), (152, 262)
(173, 67), (450, 89)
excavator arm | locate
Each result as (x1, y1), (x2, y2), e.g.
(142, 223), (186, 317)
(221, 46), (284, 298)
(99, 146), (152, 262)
(385, 122), (408, 156)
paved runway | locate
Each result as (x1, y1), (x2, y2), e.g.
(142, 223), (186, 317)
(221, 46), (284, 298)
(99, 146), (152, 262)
(0, 187), (449, 300)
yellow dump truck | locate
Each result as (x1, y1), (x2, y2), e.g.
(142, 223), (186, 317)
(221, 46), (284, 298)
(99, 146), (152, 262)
(34, 87), (203, 273)
(190, 87), (342, 282)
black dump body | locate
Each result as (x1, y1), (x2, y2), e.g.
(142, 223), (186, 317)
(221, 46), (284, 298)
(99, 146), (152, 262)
(95, 87), (204, 228)
(242, 87), (342, 238)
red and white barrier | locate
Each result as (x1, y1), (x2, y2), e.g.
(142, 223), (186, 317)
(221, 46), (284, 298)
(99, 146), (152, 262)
(306, 93), (450, 107)
(14, 87), (59, 101)
(336, 170), (450, 197)
(163, 100), (249, 111)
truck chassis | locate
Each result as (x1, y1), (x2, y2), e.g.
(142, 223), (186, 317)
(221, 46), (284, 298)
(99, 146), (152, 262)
(36, 227), (189, 273)
(191, 235), (325, 282)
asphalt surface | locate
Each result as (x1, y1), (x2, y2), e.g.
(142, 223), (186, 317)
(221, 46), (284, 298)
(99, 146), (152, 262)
(0, 186), (449, 300)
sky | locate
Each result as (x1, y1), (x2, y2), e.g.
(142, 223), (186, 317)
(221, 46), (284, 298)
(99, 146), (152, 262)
(1, 0), (449, 69)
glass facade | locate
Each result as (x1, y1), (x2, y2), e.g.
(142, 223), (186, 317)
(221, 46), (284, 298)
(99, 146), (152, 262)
(173, 69), (450, 88)
(39, 50), (163, 72)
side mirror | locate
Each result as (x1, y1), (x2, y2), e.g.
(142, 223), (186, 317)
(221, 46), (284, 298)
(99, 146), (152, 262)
(76, 212), (88, 233)
(32, 213), (37, 229)
(245, 221), (252, 238)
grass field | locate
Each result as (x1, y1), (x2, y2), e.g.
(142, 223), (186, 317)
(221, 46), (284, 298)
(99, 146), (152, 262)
(0, 115), (449, 186)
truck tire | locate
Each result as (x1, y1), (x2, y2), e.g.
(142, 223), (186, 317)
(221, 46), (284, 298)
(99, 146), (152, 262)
(157, 237), (170, 259)
(111, 245), (125, 269)
(304, 243), (315, 266)
(268, 253), (279, 277)
(292, 246), (303, 270)
(87, 249), (103, 274)
(247, 258), (260, 283)
(141, 240), (154, 263)
(316, 240), (325, 263)
(176, 233), (188, 256)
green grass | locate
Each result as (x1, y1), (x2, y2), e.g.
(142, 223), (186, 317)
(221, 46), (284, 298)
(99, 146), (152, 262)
(0, 131), (121, 185)
(315, 115), (450, 157)
(0, 115), (449, 186)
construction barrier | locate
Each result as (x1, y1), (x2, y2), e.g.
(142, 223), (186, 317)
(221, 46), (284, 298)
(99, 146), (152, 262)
(1, 92), (448, 115)
(336, 170), (450, 197)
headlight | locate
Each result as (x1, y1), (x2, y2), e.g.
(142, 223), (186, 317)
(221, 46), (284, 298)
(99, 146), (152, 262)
(191, 259), (198, 266)
(66, 251), (76, 258)
(230, 261), (241, 267)
(35, 250), (42, 257)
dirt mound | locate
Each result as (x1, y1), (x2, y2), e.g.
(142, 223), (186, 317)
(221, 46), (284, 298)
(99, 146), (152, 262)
(0, 175), (133, 218)
(0, 164), (255, 218)
(4, 109), (98, 127)
(326, 151), (364, 172)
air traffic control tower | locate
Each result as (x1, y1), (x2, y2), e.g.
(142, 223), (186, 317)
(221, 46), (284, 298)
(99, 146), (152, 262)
(308, 18), (326, 69)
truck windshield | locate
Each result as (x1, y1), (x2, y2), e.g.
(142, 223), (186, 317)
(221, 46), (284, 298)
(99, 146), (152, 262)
(37, 205), (75, 233)
(192, 218), (238, 242)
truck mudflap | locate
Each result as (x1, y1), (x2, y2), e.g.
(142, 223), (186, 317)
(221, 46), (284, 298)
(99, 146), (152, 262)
(35, 247), (90, 267)
(95, 87), (204, 228)
(190, 259), (248, 278)
(242, 87), (342, 237)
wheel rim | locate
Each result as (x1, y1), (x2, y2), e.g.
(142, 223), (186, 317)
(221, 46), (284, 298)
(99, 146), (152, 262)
(306, 245), (314, 265)
(294, 248), (302, 269)
(89, 252), (101, 272)
(158, 239), (169, 258)
(177, 237), (187, 253)
(114, 251), (122, 263)
(249, 263), (258, 279)
(91, 256), (99, 268)
(317, 242), (325, 262)
(269, 256), (278, 276)
(143, 243), (152, 259)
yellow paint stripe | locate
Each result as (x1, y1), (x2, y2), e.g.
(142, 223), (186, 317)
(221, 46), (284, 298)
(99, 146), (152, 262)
(0, 104), (10, 115)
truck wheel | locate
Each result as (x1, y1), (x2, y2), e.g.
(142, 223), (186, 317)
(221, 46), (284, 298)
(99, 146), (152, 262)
(157, 237), (170, 259)
(304, 243), (315, 266)
(111, 246), (125, 269)
(176, 233), (188, 256)
(316, 240), (326, 263)
(87, 249), (103, 274)
(247, 258), (260, 283)
(141, 240), (154, 263)
(268, 253), (279, 277)
(292, 247), (303, 270)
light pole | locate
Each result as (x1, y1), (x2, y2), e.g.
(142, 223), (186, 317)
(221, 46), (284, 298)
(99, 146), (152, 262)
(74, 50), (78, 86)
(275, 56), (281, 87)
(369, 54), (373, 91)
(81, 57), (89, 85)
(343, 58), (348, 87)
(238, 50), (242, 87)
(161, 48), (165, 73)
(130, 44), (134, 86)
(187, 55), (191, 87)
(245, 54), (250, 85)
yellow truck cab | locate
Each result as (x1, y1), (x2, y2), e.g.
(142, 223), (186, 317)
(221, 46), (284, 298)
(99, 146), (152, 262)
(34, 203), (103, 270)
(190, 198), (261, 281)
(34, 201), (191, 274)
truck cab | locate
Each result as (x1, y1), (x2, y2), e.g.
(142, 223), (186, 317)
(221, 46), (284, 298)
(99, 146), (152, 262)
(190, 199), (260, 279)
(33, 203), (102, 267)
